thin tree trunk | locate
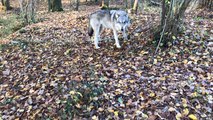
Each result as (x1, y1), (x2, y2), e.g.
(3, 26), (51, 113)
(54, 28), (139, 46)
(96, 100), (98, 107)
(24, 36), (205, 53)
(18, 0), (24, 12)
(125, 0), (128, 9)
(2, 0), (12, 10)
(75, 0), (79, 11)
(101, 0), (109, 9)
(48, 0), (51, 12)
(130, 0), (134, 8)
(1, 0), (4, 6)
(133, 0), (138, 13)
(161, 0), (166, 27)
(48, 0), (63, 12)
(18, 0), (36, 24)
(105, 0), (109, 7)
(138, 0), (144, 13)
(29, 0), (35, 22)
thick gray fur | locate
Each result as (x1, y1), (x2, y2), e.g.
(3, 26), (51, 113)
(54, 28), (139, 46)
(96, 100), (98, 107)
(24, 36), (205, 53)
(88, 10), (131, 49)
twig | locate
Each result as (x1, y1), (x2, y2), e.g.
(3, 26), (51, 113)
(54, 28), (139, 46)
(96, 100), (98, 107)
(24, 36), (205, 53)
(154, 18), (167, 54)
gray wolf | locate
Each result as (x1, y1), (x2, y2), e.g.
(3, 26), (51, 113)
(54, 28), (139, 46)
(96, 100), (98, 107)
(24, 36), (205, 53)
(88, 10), (131, 49)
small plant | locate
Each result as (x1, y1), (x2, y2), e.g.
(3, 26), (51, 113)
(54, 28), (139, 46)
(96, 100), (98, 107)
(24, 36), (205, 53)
(60, 81), (104, 119)
(194, 16), (203, 21)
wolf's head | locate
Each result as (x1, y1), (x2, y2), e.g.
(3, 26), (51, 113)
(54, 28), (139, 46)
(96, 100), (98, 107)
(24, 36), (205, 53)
(110, 10), (131, 31)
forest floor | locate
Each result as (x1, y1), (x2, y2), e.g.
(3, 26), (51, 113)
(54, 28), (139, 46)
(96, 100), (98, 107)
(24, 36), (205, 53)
(0, 3), (213, 120)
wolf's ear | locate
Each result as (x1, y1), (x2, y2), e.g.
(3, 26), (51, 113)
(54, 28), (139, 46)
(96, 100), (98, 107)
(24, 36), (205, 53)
(110, 10), (116, 21)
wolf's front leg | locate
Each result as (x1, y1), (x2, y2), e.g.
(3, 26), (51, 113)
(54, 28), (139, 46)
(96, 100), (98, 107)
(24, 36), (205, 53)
(94, 29), (100, 49)
(122, 30), (128, 40)
(113, 30), (121, 48)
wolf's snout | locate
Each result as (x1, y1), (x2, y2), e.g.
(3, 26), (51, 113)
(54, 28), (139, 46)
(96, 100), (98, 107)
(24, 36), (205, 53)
(121, 28), (124, 31)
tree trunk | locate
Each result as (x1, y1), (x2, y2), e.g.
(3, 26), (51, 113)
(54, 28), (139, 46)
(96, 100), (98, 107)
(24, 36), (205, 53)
(155, 0), (192, 48)
(1, 0), (4, 6)
(130, 0), (134, 8)
(133, 0), (138, 13)
(161, 0), (166, 27)
(18, 0), (36, 24)
(104, 0), (109, 7)
(199, 0), (212, 9)
(2, 0), (12, 10)
(101, 0), (109, 9)
(125, 0), (128, 9)
(102, 0), (109, 8)
(29, 0), (35, 22)
(18, 0), (24, 12)
(48, 0), (51, 12)
(75, 0), (79, 11)
(138, 0), (144, 13)
(48, 0), (63, 12)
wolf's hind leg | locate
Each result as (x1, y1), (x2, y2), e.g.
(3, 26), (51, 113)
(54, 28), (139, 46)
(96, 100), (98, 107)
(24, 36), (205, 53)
(94, 25), (101, 49)
(98, 25), (103, 39)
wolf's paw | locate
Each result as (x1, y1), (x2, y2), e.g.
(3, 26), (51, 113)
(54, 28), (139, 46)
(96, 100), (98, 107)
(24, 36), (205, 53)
(95, 46), (100, 49)
(116, 45), (121, 48)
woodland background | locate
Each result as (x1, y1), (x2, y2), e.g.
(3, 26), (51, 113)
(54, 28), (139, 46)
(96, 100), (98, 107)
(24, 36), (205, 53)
(0, 0), (212, 119)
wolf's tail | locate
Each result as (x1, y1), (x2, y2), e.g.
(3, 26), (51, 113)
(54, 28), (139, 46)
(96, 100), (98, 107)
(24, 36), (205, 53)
(88, 23), (94, 37)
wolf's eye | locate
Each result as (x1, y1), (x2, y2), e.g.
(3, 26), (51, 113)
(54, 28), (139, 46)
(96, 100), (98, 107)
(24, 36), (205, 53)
(122, 21), (127, 24)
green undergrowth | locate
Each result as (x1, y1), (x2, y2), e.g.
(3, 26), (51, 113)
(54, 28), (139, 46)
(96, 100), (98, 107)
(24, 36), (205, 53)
(0, 14), (25, 39)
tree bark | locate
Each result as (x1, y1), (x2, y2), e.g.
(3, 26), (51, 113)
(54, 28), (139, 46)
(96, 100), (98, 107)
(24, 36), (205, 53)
(18, 0), (36, 24)
(104, 0), (109, 7)
(199, 0), (212, 9)
(101, 0), (109, 7)
(125, 0), (128, 9)
(29, 0), (35, 22)
(18, 0), (24, 12)
(130, 0), (134, 8)
(161, 0), (166, 27)
(1, 0), (4, 6)
(48, 0), (63, 12)
(2, 0), (12, 10)
(75, 0), (79, 11)
(133, 0), (138, 13)
(101, 0), (109, 9)
(48, 0), (51, 12)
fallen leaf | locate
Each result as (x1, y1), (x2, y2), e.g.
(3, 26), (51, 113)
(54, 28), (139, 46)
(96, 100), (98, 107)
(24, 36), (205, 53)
(114, 111), (119, 117)
(176, 113), (182, 120)
(188, 114), (198, 120)
(182, 108), (189, 116)
(2, 69), (10, 75)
